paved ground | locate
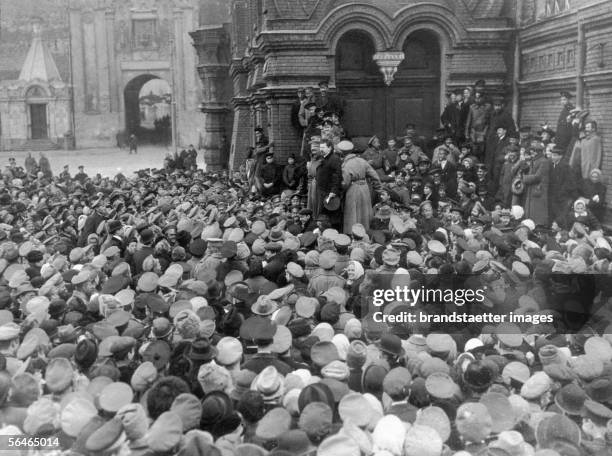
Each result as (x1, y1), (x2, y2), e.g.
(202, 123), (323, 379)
(0, 146), (173, 177)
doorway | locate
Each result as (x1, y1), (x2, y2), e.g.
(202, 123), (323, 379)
(335, 29), (441, 145)
(30, 104), (48, 139)
(124, 74), (172, 146)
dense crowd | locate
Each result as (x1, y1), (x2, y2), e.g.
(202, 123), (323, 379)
(0, 79), (609, 456)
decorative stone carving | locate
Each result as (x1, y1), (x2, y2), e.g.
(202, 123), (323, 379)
(373, 52), (405, 86)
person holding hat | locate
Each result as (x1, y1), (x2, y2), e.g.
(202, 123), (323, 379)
(340, 140), (382, 233)
(314, 139), (342, 228)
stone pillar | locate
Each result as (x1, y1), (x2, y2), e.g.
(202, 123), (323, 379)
(190, 27), (232, 170)
(229, 62), (251, 171)
(264, 88), (301, 162)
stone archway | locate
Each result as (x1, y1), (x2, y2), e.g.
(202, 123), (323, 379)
(335, 28), (442, 146)
(124, 74), (172, 145)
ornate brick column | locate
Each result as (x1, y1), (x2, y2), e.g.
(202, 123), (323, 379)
(190, 26), (232, 170)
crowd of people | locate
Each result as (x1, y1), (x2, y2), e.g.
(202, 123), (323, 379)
(0, 79), (609, 456)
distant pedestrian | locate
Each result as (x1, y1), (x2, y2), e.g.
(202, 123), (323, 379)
(38, 152), (52, 178)
(129, 134), (138, 154)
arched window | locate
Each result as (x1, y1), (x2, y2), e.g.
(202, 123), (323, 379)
(398, 30), (440, 74)
(335, 30), (379, 76)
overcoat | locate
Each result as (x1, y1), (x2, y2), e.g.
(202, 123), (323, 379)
(341, 154), (382, 233)
(522, 154), (551, 226)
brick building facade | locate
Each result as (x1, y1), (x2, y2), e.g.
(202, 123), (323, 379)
(190, 0), (611, 215)
(516, 0), (612, 215)
(220, 0), (517, 169)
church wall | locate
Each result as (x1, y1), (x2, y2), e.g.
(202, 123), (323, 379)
(517, 0), (612, 218)
(226, 0), (516, 168)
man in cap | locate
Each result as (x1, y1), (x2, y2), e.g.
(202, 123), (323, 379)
(307, 250), (346, 296)
(549, 145), (578, 227)
(241, 318), (292, 375)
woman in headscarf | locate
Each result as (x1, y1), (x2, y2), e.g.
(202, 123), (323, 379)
(344, 260), (365, 319)
(567, 198), (601, 232)
(582, 168), (606, 222)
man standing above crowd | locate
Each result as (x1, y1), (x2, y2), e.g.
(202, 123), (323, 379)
(465, 91), (489, 161)
(486, 96), (516, 160)
(556, 91), (575, 154)
(441, 90), (462, 143)
(521, 142), (551, 227)
(549, 145), (577, 227)
(315, 139), (342, 227)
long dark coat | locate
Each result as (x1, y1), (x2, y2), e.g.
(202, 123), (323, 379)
(549, 160), (577, 226)
(315, 152), (342, 223)
(522, 154), (551, 226)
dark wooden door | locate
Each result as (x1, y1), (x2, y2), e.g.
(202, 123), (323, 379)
(338, 83), (439, 146)
(386, 82), (439, 138)
(30, 104), (48, 139)
(335, 29), (441, 149)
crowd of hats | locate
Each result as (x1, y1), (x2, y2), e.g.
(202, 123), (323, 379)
(0, 159), (611, 456)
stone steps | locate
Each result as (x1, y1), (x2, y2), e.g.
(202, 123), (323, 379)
(9, 139), (61, 152)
